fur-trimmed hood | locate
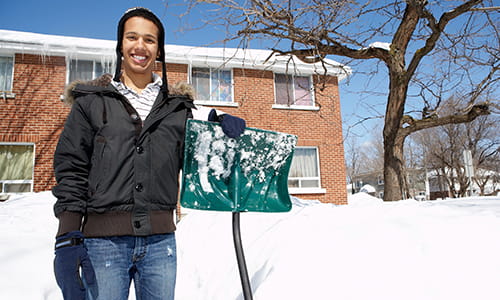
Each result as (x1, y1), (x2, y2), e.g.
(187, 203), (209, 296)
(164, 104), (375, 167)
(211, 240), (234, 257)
(63, 73), (195, 106)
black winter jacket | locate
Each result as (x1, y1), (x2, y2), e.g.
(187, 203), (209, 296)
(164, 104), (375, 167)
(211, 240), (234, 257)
(53, 74), (195, 237)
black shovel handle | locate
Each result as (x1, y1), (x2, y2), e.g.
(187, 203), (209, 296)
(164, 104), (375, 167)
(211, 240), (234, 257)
(233, 211), (253, 300)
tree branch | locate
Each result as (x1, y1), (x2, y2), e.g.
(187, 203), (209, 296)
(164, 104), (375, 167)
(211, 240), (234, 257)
(400, 102), (491, 137)
(406, 0), (483, 77)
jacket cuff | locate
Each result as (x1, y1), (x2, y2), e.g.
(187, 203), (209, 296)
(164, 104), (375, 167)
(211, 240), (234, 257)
(56, 211), (84, 237)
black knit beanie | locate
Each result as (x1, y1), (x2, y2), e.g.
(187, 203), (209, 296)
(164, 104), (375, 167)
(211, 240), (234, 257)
(114, 7), (169, 95)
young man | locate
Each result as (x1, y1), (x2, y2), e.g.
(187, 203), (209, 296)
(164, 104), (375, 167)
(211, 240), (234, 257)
(52, 7), (245, 300)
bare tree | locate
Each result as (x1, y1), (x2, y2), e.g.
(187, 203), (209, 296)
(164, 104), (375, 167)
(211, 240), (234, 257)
(412, 96), (499, 197)
(420, 121), (470, 197)
(466, 113), (500, 195)
(364, 127), (386, 174)
(344, 136), (363, 193)
(344, 131), (384, 191)
(184, 0), (499, 200)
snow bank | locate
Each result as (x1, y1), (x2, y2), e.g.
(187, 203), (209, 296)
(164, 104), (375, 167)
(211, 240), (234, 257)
(348, 191), (383, 206)
(176, 194), (500, 300)
(0, 192), (61, 299)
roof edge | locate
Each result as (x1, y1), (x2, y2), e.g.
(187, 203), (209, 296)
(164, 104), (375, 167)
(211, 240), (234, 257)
(0, 29), (351, 80)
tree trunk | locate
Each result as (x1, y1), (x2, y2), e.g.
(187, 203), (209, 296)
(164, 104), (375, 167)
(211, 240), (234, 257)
(383, 71), (409, 201)
(384, 137), (407, 201)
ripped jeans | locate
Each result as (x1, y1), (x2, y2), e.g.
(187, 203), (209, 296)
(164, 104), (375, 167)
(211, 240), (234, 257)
(84, 233), (177, 300)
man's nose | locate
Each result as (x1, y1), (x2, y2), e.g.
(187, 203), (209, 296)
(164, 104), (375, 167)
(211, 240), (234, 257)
(136, 37), (146, 48)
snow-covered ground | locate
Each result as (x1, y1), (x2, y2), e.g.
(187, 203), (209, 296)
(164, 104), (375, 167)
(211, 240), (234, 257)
(1, 191), (500, 299)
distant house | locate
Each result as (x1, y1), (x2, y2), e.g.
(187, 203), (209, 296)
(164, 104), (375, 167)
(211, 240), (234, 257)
(0, 29), (350, 204)
(350, 171), (387, 199)
(428, 168), (500, 199)
(350, 167), (499, 200)
(351, 169), (427, 200)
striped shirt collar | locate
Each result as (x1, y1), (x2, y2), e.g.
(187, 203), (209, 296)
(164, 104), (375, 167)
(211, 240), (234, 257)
(111, 73), (163, 121)
(111, 73), (162, 96)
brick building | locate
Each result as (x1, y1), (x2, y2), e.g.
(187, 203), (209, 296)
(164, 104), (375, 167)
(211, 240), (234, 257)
(0, 29), (349, 204)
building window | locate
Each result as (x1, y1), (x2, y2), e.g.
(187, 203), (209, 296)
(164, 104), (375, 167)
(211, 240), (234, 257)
(274, 73), (313, 107)
(0, 55), (14, 92)
(191, 67), (233, 103)
(0, 144), (35, 193)
(68, 59), (112, 83)
(355, 180), (364, 189)
(288, 147), (321, 189)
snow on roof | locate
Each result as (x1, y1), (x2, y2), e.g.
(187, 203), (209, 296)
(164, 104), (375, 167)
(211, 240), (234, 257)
(0, 30), (116, 60)
(0, 29), (350, 79)
(360, 184), (376, 193)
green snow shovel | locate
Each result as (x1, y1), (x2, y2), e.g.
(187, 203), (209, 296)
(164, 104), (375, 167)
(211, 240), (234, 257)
(180, 119), (297, 300)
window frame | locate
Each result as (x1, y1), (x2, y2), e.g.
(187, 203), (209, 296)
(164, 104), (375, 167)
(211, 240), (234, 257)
(0, 54), (15, 98)
(287, 146), (325, 194)
(272, 73), (318, 111)
(0, 142), (35, 194)
(189, 66), (237, 107)
(66, 59), (113, 84)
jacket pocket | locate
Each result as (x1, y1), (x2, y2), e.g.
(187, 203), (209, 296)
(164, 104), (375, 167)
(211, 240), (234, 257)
(88, 135), (107, 197)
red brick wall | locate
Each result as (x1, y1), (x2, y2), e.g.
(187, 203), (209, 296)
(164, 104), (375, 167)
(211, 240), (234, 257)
(166, 63), (188, 85)
(154, 62), (188, 85)
(1, 54), (347, 204)
(1, 53), (68, 192)
(225, 69), (347, 204)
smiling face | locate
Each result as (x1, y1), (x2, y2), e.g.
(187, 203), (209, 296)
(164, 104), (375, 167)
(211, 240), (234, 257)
(121, 16), (160, 80)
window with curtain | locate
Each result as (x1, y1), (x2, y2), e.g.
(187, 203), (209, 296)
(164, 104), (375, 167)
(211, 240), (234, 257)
(68, 59), (111, 83)
(0, 55), (14, 92)
(288, 147), (321, 189)
(0, 144), (34, 193)
(274, 74), (313, 107)
(191, 67), (233, 102)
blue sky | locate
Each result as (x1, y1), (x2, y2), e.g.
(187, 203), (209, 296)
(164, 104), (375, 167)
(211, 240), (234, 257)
(0, 0), (383, 142)
(0, 0), (218, 45)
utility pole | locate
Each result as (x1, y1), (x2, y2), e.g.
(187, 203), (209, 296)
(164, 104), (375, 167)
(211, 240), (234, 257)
(463, 150), (474, 197)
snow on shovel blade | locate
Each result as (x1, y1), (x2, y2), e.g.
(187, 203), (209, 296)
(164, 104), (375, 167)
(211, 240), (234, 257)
(180, 119), (297, 213)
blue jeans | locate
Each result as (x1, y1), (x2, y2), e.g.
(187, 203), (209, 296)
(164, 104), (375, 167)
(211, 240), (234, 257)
(83, 233), (177, 300)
